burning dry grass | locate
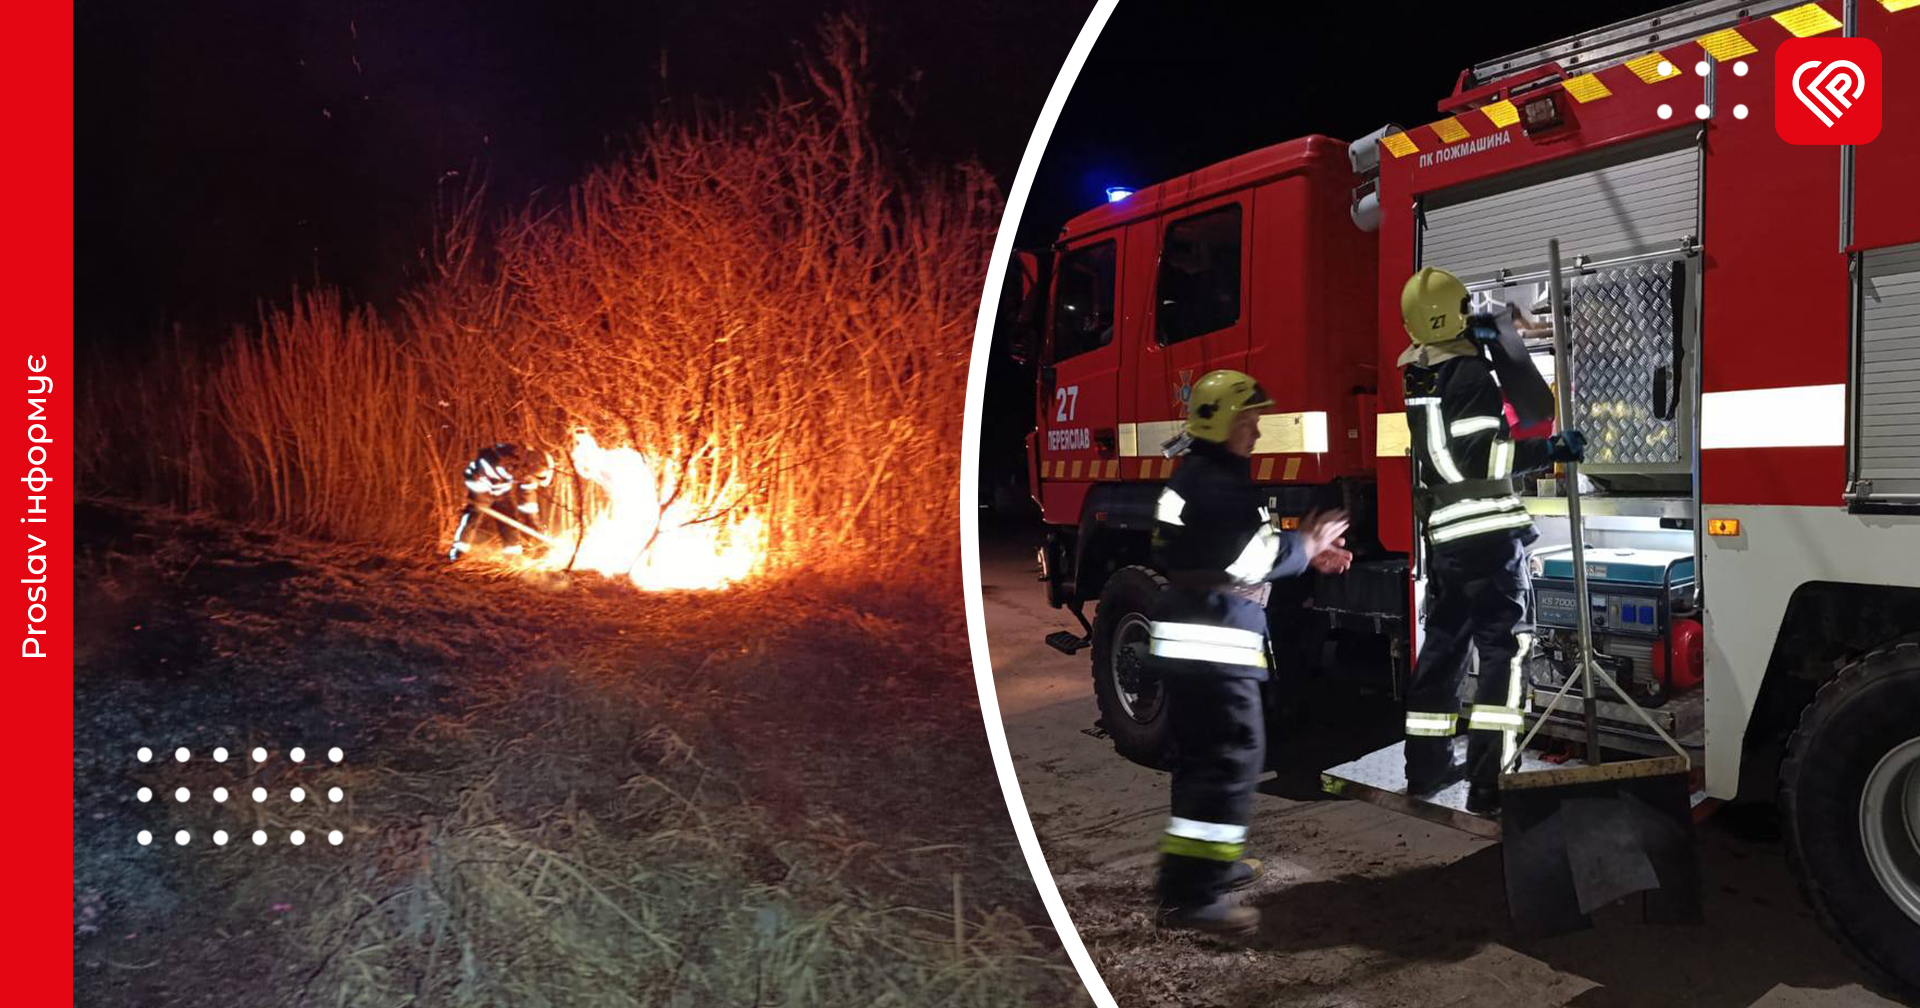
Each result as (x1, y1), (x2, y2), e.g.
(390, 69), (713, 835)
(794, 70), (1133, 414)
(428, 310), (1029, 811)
(79, 16), (994, 592)
(179, 669), (1072, 1008)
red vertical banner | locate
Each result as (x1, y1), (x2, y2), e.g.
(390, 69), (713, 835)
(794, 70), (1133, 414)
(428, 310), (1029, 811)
(10, 0), (74, 1001)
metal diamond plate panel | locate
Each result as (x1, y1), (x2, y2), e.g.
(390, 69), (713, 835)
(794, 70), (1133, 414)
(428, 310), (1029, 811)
(1567, 264), (1682, 467)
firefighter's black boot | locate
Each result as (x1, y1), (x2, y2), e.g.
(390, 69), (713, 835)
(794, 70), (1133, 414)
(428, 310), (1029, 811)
(1466, 782), (1501, 815)
(1405, 737), (1467, 796)
(1158, 897), (1260, 938)
(1225, 858), (1264, 891)
(449, 499), (484, 563)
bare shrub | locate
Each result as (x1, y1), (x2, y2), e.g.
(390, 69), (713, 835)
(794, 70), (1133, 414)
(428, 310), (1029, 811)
(80, 15), (996, 591)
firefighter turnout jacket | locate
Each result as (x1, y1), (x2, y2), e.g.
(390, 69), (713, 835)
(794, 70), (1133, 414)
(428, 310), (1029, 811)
(1148, 439), (1309, 679)
(1403, 351), (1555, 550)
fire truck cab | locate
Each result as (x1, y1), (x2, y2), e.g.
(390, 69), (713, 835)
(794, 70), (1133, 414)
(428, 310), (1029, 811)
(1014, 0), (1920, 995)
(1012, 134), (1412, 765)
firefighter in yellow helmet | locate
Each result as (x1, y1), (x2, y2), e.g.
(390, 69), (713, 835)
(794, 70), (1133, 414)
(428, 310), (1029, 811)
(1396, 267), (1585, 814)
(1148, 369), (1352, 935)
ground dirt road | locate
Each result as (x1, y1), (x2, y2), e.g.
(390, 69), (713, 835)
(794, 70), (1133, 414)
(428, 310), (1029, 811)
(979, 515), (1907, 1008)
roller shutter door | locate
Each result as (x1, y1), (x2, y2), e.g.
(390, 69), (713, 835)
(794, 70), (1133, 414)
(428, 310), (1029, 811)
(1420, 146), (1700, 283)
(1857, 243), (1920, 500)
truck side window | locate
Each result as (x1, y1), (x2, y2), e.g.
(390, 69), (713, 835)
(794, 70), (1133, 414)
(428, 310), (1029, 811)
(1156, 204), (1242, 346)
(1051, 240), (1117, 362)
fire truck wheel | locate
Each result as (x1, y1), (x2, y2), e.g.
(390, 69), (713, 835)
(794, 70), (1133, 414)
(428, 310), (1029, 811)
(1091, 565), (1175, 770)
(1780, 636), (1920, 1004)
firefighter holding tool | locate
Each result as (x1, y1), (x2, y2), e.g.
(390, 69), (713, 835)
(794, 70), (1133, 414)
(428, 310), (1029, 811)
(1396, 267), (1585, 814)
(447, 442), (554, 562)
(1149, 369), (1353, 936)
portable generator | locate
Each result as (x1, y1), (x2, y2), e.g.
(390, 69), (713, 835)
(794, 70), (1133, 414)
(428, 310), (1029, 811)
(1528, 546), (1702, 706)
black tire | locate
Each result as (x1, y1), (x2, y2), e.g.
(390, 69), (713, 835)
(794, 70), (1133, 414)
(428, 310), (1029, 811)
(1091, 565), (1175, 769)
(1780, 636), (1920, 1005)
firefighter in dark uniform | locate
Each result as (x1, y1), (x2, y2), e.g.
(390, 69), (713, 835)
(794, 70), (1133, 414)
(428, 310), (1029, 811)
(1396, 267), (1586, 813)
(1149, 369), (1352, 935)
(448, 442), (553, 562)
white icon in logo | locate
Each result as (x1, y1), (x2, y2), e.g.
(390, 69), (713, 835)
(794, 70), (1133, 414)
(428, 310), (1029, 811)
(1792, 59), (1867, 127)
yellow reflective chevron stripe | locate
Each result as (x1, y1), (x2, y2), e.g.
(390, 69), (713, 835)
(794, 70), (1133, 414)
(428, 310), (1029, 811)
(1468, 705), (1525, 730)
(1420, 399), (1465, 484)
(1150, 638), (1268, 668)
(1160, 834), (1246, 861)
(1167, 816), (1248, 845)
(1149, 621), (1269, 668)
(1156, 487), (1187, 526)
(1430, 510), (1534, 544)
(1489, 438), (1515, 479)
(1150, 622), (1264, 649)
(1448, 415), (1502, 437)
(1430, 495), (1525, 526)
(1224, 524), (1283, 583)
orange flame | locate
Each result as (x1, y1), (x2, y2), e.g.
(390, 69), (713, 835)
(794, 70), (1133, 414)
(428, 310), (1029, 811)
(550, 431), (764, 591)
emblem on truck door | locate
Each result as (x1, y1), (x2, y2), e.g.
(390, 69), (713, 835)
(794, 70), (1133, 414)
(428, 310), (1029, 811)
(1174, 369), (1194, 416)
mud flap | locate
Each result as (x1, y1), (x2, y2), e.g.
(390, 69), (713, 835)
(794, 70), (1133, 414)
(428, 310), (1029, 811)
(1498, 756), (1703, 940)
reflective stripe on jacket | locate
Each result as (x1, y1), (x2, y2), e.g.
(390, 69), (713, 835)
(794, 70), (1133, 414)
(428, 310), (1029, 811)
(1404, 355), (1554, 550)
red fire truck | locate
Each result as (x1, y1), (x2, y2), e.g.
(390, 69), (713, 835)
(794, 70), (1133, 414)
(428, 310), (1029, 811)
(1011, 0), (1918, 994)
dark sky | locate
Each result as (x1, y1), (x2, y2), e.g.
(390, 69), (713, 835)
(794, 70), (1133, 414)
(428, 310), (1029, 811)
(76, 0), (1095, 347)
(981, 0), (1679, 485)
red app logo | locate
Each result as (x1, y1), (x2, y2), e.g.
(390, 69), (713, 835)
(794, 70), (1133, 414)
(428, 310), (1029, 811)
(1776, 37), (1882, 144)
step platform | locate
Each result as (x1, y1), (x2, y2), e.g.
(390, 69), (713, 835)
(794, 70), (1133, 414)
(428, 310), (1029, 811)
(1321, 737), (1555, 840)
(1321, 737), (1710, 841)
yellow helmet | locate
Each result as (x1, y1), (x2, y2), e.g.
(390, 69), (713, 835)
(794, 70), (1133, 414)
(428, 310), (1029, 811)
(1185, 369), (1274, 442)
(1400, 266), (1471, 344)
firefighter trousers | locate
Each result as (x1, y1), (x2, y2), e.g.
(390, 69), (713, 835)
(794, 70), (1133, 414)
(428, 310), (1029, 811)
(1156, 669), (1266, 910)
(1404, 535), (1533, 791)
(452, 489), (530, 555)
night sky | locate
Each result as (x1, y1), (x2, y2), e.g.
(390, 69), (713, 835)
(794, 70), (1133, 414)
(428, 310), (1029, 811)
(981, 1), (1680, 490)
(76, 0), (1094, 348)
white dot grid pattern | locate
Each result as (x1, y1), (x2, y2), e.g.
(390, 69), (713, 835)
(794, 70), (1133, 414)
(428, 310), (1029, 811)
(1658, 60), (1674, 77)
(175, 787), (190, 803)
(214, 747), (229, 762)
(252, 830), (267, 846)
(252, 747), (267, 763)
(329, 830), (344, 846)
(328, 787), (344, 803)
(175, 748), (190, 763)
(290, 831), (306, 846)
(137, 787), (152, 803)
(1734, 104), (1749, 120)
(329, 747), (343, 763)
(252, 787), (267, 803)
(1658, 104), (1673, 119)
(137, 747), (152, 763)
(1695, 60), (1709, 76)
(175, 830), (190, 846)
(291, 747), (305, 763)
(1734, 61), (1749, 77)
(214, 787), (229, 802)
(137, 830), (152, 845)
(1696, 104), (1711, 120)
(214, 830), (229, 845)
(291, 787), (306, 803)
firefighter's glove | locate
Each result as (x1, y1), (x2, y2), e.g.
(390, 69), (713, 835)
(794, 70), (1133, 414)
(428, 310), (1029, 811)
(1547, 430), (1587, 463)
(1464, 313), (1503, 347)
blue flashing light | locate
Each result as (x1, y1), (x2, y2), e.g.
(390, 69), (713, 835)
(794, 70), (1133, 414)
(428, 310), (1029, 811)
(1104, 186), (1134, 203)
